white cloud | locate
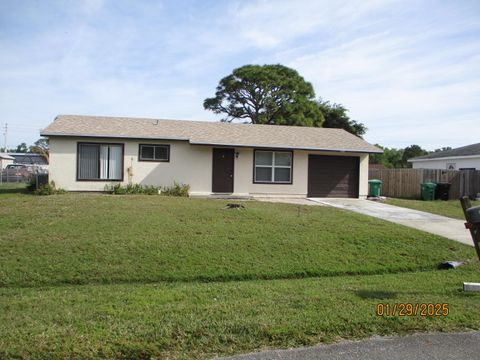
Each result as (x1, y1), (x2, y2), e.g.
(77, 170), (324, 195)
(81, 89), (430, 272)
(79, 0), (105, 14)
(278, 5), (480, 149)
(229, 0), (398, 48)
(0, 0), (479, 150)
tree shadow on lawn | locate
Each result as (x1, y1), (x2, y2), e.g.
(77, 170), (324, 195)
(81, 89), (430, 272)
(0, 184), (28, 195)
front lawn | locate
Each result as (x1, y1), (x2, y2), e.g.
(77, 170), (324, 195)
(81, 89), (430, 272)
(385, 198), (480, 220)
(0, 194), (475, 287)
(1, 267), (479, 359)
(1, 192), (479, 359)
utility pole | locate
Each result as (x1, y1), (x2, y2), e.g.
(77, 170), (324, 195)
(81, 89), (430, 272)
(2, 122), (7, 152)
(1, 123), (5, 184)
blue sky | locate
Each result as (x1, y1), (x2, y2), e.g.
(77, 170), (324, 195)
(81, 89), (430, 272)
(1, 0), (479, 150)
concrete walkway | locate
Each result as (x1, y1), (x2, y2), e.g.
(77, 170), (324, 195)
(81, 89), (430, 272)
(309, 198), (472, 246)
(219, 331), (480, 360)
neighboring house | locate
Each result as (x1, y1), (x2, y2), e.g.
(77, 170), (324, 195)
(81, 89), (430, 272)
(40, 115), (382, 198)
(409, 143), (480, 170)
(0, 153), (14, 170)
(8, 153), (48, 166)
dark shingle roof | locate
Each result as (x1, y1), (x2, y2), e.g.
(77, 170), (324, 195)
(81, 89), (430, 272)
(9, 153), (48, 165)
(410, 143), (480, 161)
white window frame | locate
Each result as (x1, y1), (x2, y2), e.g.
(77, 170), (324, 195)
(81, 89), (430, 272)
(254, 150), (293, 184)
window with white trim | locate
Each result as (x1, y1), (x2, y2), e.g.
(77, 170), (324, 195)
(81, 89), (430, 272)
(77, 143), (123, 180)
(254, 150), (292, 183)
(139, 144), (170, 162)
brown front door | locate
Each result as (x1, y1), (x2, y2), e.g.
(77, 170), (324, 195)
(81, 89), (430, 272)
(308, 155), (359, 198)
(212, 148), (234, 193)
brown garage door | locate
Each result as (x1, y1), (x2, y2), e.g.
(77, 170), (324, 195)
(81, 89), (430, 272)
(308, 155), (359, 198)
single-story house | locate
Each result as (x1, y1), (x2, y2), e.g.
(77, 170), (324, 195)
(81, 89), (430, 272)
(8, 153), (48, 166)
(0, 153), (14, 170)
(40, 115), (382, 198)
(409, 143), (480, 170)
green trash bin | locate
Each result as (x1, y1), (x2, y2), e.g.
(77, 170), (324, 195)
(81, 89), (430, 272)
(421, 182), (437, 201)
(368, 179), (383, 197)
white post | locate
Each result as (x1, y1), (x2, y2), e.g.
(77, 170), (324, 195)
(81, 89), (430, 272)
(2, 123), (7, 152)
(464, 282), (480, 292)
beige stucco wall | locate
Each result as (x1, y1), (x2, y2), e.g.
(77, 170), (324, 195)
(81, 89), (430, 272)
(49, 137), (212, 192)
(49, 137), (369, 197)
(233, 147), (368, 198)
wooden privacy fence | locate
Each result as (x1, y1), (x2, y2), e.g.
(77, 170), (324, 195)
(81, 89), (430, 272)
(369, 169), (480, 200)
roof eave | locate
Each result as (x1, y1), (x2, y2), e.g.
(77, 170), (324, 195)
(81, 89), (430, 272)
(40, 132), (190, 142)
(189, 141), (382, 153)
(41, 132), (383, 154)
(0, 155), (15, 160)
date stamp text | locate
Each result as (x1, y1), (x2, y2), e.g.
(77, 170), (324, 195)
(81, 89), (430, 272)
(376, 303), (449, 317)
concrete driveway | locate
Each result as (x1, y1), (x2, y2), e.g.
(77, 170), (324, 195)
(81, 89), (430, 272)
(219, 331), (480, 360)
(309, 198), (472, 246)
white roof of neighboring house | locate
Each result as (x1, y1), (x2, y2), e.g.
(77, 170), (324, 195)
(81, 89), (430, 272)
(409, 143), (480, 162)
(41, 115), (382, 154)
(0, 153), (14, 160)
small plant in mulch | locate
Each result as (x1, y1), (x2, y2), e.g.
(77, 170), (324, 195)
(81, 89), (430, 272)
(105, 182), (189, 197)
(161, 182), (190, 197)
(105, 183), (161, 195)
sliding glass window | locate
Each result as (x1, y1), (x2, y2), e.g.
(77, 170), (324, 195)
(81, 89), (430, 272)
(77, 143), (123, 180)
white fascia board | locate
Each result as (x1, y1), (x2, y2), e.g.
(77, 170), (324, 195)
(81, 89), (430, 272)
(189, 141), (383, 154)
(39, 132), (383, 154)
(40, 132), (190, 142)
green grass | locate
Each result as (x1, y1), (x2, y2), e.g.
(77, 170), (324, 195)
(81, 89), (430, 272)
(0, 194), (476, 287)
(385, 198), (480, 220)
(0, 182), (28, 197)
(1, 267), (479, 359)
(0, 192), (479, 359)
